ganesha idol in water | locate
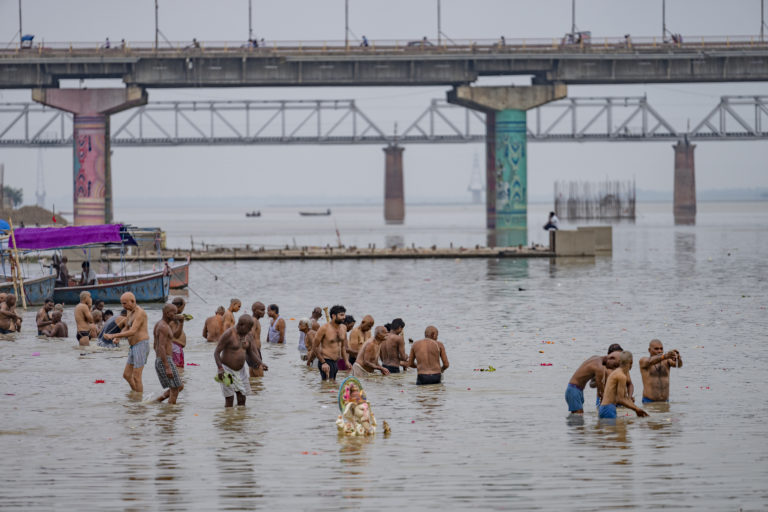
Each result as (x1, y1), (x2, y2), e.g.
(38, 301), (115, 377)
(336, 377), (381, 436)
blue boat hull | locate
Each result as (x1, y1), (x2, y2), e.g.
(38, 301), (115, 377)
(0, 274), (57, 306)
(53, 272), (169, 305)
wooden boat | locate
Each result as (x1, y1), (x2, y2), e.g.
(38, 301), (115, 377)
(97, 256), (190, 289)
(299, 208), (331, 216)
(0, 274), (57, 306)
(53, 271), (170, 305)
(245, 211), (261, 218)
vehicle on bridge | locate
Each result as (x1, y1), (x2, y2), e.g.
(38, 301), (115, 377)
(561, 31), (591, 47)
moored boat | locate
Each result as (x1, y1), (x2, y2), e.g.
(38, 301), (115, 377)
(97, 256), (190, 289)
(53, 271), (170, 305)
(0, 274), (57, 306)
(299, 208), (331, 216)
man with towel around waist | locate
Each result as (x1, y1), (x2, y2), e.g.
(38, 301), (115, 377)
(351, 326), (390, 378)
(565, 350), (621, 414)
(214, 315), (267, 407)
(104, 292), (150, 394)
(408, 326), (449, 385)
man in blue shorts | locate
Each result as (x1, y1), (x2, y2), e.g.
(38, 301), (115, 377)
(565, 350), (621, 414)
(600, 351), (649, 419)
(104, 292), (150, 394)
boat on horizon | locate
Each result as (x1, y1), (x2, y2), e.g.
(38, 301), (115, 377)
(245, 211), (261, 218)
(299, 208), (331, 217)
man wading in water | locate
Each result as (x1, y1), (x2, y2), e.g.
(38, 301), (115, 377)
(311, 304), (349, 381)
(351, 326), (390, 378)
(154, 304), (184, 404)
(639, 339), (682, 403)
(104, 292), (150, 394)
(408, 326), (450, 385)
(214, 315), (267, 407)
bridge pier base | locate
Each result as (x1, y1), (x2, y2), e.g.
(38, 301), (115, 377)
(32, 87), (147, 225)
(448, 85), (566, 246)
(673, 140), (696, 225)
(383, 144), (405, 224)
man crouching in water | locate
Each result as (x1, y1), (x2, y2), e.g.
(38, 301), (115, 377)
(351, 326), (390, 377)
(154, 304), (184, 404)
(599, 351), (649, 419)
(408, 325), (449, 385)
(104, 292), (150, 394)
(214, 315), (267, 407)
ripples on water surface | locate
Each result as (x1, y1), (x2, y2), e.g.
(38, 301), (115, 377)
(1, 202), (767, 510)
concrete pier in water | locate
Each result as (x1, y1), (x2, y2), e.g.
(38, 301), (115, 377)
(448, 85), (567, 245)
(383, 145), (405, 224)
(32, 87), (147, 225)
(673, 140), (697, 225)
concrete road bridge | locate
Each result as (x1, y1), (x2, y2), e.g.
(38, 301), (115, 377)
(2, 36), (767, 235)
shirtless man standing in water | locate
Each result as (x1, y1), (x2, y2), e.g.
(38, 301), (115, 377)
(347, 315), (373, 365)
(380, 318), (409, 373)
(639, 339), (682, 403)
(310, 307), (323, 331)
(249, 301), (266, 377)
(599, 351), (649, 419)
(311, 304), (349, 381)
(154, 304), (184, 404)
(214, 315), (267, 407)
(565, 351), (621, 414)
(351, 326), (390, 377)
(408, 326), (450, 385)
(223, 298), (241, 331)
(104, 292), (150, 394)
(203, 306), (225, 342)
(36, 299), (55, 335)
(74, 292), (95, 346)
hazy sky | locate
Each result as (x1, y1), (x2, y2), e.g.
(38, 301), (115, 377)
(0, 0), (766, 210)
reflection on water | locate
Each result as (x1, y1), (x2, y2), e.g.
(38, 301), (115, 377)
(0, 202), (767, 510)
(487, 228), (527, 248)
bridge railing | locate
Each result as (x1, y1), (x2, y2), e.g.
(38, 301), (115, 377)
(1, 35), (766, 57)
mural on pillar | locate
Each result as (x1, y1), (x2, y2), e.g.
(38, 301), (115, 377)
(72, 116), (107, 225)
(494, 109), (527, 233)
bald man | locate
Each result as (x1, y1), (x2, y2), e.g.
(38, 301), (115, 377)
(203, 306), (225, 342)
(351, 326), (390, 377)
(408, 326), (450, 385)
(223, 298), (241, 331)
(104, 292), (149, 393)
(249, 301), (266, 377)
(154, 304), (184, 404)
(639, 339), (682, 403)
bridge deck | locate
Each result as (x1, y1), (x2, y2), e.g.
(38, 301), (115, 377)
(2, 36), (767, 88)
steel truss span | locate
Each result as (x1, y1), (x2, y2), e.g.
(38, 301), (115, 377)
(1, 95), (766, 148)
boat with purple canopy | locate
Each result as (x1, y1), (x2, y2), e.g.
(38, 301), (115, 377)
(11, 224), (169, 305)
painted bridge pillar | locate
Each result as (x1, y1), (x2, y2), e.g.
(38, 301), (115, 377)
(448, 84), (567, 246)
(673, 139), (696, 225)
(383, 144), (405, 224)
(32, 87), (147, 226)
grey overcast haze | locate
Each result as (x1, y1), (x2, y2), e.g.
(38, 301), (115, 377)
(0, 0), (766, 210)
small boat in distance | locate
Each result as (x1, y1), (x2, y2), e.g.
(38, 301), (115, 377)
(299, 208), (331, 217)
(245, 211), (261, 218)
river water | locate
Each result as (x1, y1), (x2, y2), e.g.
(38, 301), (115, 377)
(1, 201), (767, 510)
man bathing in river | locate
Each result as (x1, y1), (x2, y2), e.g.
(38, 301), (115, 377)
(590, 343), (634, 406)
(247, 301), (267, 377)
(98, 309), (127, 347)
(351, 326), (390, 377)
(214, 315), (267, 407)
(170, 297), (187, 368)
(154, 304), (184, 404)
(565, 351), (621, 414)
(310, 306), (323, 331)
(0, 294), (22, 334)
(223, 299), (241, 331)
(380, 318), (409, 373)
(267, 304), (285, 344)
(298, 318), (315, 361)
(639, 339), (682, 403)
(104, 292), (150, 394)
(74, 292), (95, 345)
(347, 315), (373, 366)
(36, 299), (54, 335)
(408, 326), (449, 385)
(203, 306), (225, 342)
(599, 351), (649, 419)
(310, 305), (349, 381)
(42, 311), (68, 338)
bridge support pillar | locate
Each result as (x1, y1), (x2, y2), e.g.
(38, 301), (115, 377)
(673, 140), (696, 225)
(383, 144), (405, 224)
(448, 84), (566, 246)
(32, 87), (147, 225)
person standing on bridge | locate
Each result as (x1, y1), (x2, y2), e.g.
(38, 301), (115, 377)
(361, 36), (369, 47)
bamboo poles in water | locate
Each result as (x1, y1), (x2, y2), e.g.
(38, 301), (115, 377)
(7, 217), (27, 310)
